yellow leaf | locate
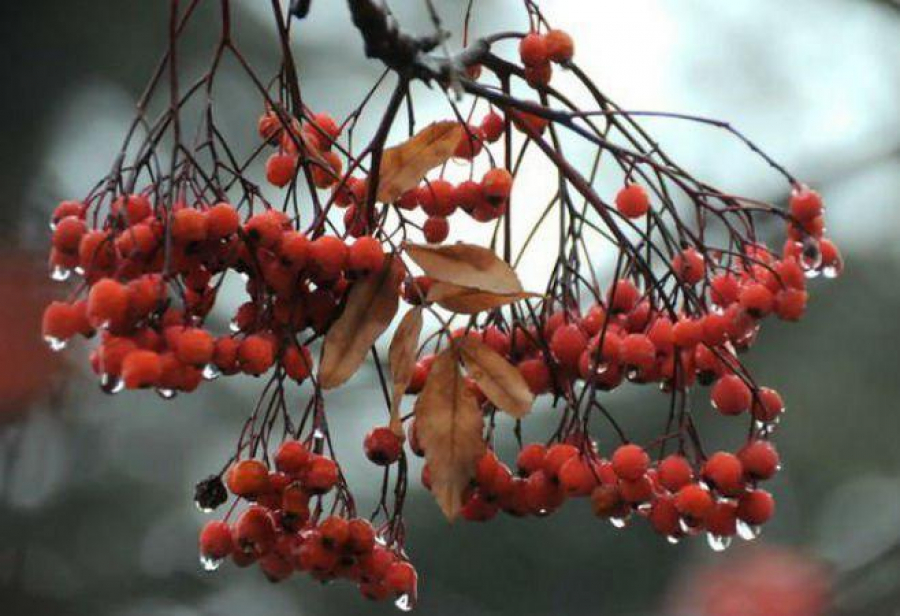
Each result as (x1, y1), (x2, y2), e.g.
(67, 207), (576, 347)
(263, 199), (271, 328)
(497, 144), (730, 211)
(318, 258), (400, 390)
(376, 122), (465, 204)
(387, 306), (424, 437)
(404, 242), (524, 295)
(458, 338), (534, 419)
(413, 348), (485, 521)
(427, 281), (541, 314)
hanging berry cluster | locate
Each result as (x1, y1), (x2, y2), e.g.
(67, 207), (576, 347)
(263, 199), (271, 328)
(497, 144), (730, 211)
(41, 0), (843, 610)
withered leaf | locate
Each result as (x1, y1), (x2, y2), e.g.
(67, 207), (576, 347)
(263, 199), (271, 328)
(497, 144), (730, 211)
(318, 258), (400, 390)
(458, 338), (534, 419)
(427, 281), (541, 314)
(404, 242), (524, 295)
(376, 122), (465, 204)
(387, 306), (424, 437)
(413, 348), (485, 521)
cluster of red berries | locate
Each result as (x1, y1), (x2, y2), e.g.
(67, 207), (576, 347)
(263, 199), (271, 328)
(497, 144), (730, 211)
(198, 440), (416, 604)
(518, 29), (575, 87)
(42, 193), (396, 394)
(419, 438), (777, 547)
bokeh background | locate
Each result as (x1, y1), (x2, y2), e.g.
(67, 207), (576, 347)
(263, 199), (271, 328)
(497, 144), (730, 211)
(3, 1), (900, 615)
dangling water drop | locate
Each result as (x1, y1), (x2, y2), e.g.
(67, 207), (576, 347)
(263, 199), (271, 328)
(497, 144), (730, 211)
(50, 265), (71, 282)
(822, 264), (841, 279)
(706, 533), (732, 552)
(312, 427), (326, 445)
(202, 363), (221, 381)
(228, 319), (241, 333)
(666, 534), (681, 545)
(156, 388), (177, 400)
(394, 593), (417, 612)
(200, 554), (223, 572)
(100, 374), (123, 395)
(44, 336), (67, 352)
(737, 520), (761, 541)
(609, 516), (627, 529)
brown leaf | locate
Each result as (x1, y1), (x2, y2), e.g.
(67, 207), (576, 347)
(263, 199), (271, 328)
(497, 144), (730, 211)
(404, 242), (524, 295)
(318, 258), (400, 390)
(427, 281), (541, 314)
(376, 122), (465, 204)
(458, 338), (534, 419)
(387, 306), (424, 437)
(413, 348), (485, 521)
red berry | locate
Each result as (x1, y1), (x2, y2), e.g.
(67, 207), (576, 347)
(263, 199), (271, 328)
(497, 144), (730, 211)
(172, 208), (208, 244)
(518, 358), (551, 395)
(481, 168), (513, 202)
(266, 153), (297, 187)
(423, 216), (449, 244)
(619, 334), (656, 371)
(199, 520), (234, 560)
(480, 111), (505, 143)
(238, 335), (275, 376)
(175, 327), (215, 367)
(739, 282), (775, 318)
(672, 247), (706, 285)
(608, 279), (640, 313)
(738, 440), (780, 480)
(309, 236), (348, 277)
(544, 29), (574, 63)
(558, 457), (597, 496)
(364, 427), (403, 465)
(518, 33), (548, 67)
(711, 374), (752, 416)
(615, 184), (650, 219)
(790, 185), (823, 221)
(234, 505), (277, 555)
(122, 349), (162, 389)
(227, 459), (270, 498)
(657, 455), (694, 492)
(304, 455), (339, 494)
(348, 236), (385, 272)
(737, 489), (775, 525)
(611, 444), (650, 481)
(87, 278), (130, 328)
(550, 323), (588, 369)
(702, 452), (745, 496)
(516, 443), (547, 476)
(383, 561), (417, 597)
(674, 483), (714, 521)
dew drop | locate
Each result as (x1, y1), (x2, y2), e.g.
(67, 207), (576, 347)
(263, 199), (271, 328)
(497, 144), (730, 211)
(394, 593), (416, 612)
(737, 520), (761, 541)
(822, 264), (841, 279)
(312, 427), (326, 445)
(200, 554), (223, 572)
(706, 533), (732, 552)
(610, 516), (627, 529)
(50, 265), (71, 282)
(100, 374), (123, 394)
(44, 336), (67, 352)
(156, 388), (177, 400)
(228, 319), (241, 333)
(666, 535), (681, 545)
(202, 363), (221, 381)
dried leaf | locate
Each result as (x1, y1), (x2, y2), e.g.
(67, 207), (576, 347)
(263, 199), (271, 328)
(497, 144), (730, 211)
(387, 306), (424, 437)
(427, 281), (541, 314)
(318, 258), (400, 389)
(458, 338), (534, 419)
(413, 348), (485, 521)
(404, 242), (523, 295)
(376, 122), (465, 204)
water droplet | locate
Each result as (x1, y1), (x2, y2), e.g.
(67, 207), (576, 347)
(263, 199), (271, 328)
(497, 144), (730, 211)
(156, 388), (177, 400)
(50, 265), (71, 282)
(610, 516), (627, 529)
(737, 520), (761, 541)
(312, 427), (326, 445)
(44, 335), (67, 352)
(394, 593), (417, 612)
(200, 554), (223, 572)
(228, 319), (241, 333)
(666, 535), (681, 545)
(74, 266), (85, 276)
(706, 533), (732, 552)
(100, 374), (123, 394)
(202, 363), (221, 381)
(49, 220), (58, 231)
(822, 264), (841, 279)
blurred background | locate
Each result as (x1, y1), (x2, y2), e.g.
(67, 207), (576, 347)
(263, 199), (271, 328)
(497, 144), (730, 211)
(3, 1), (900, 615)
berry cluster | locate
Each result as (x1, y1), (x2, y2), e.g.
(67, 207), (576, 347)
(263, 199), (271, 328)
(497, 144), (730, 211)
(198, 441), (417, 605)
(41, 0), (844, 608)
(42, 195), (401, 394)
